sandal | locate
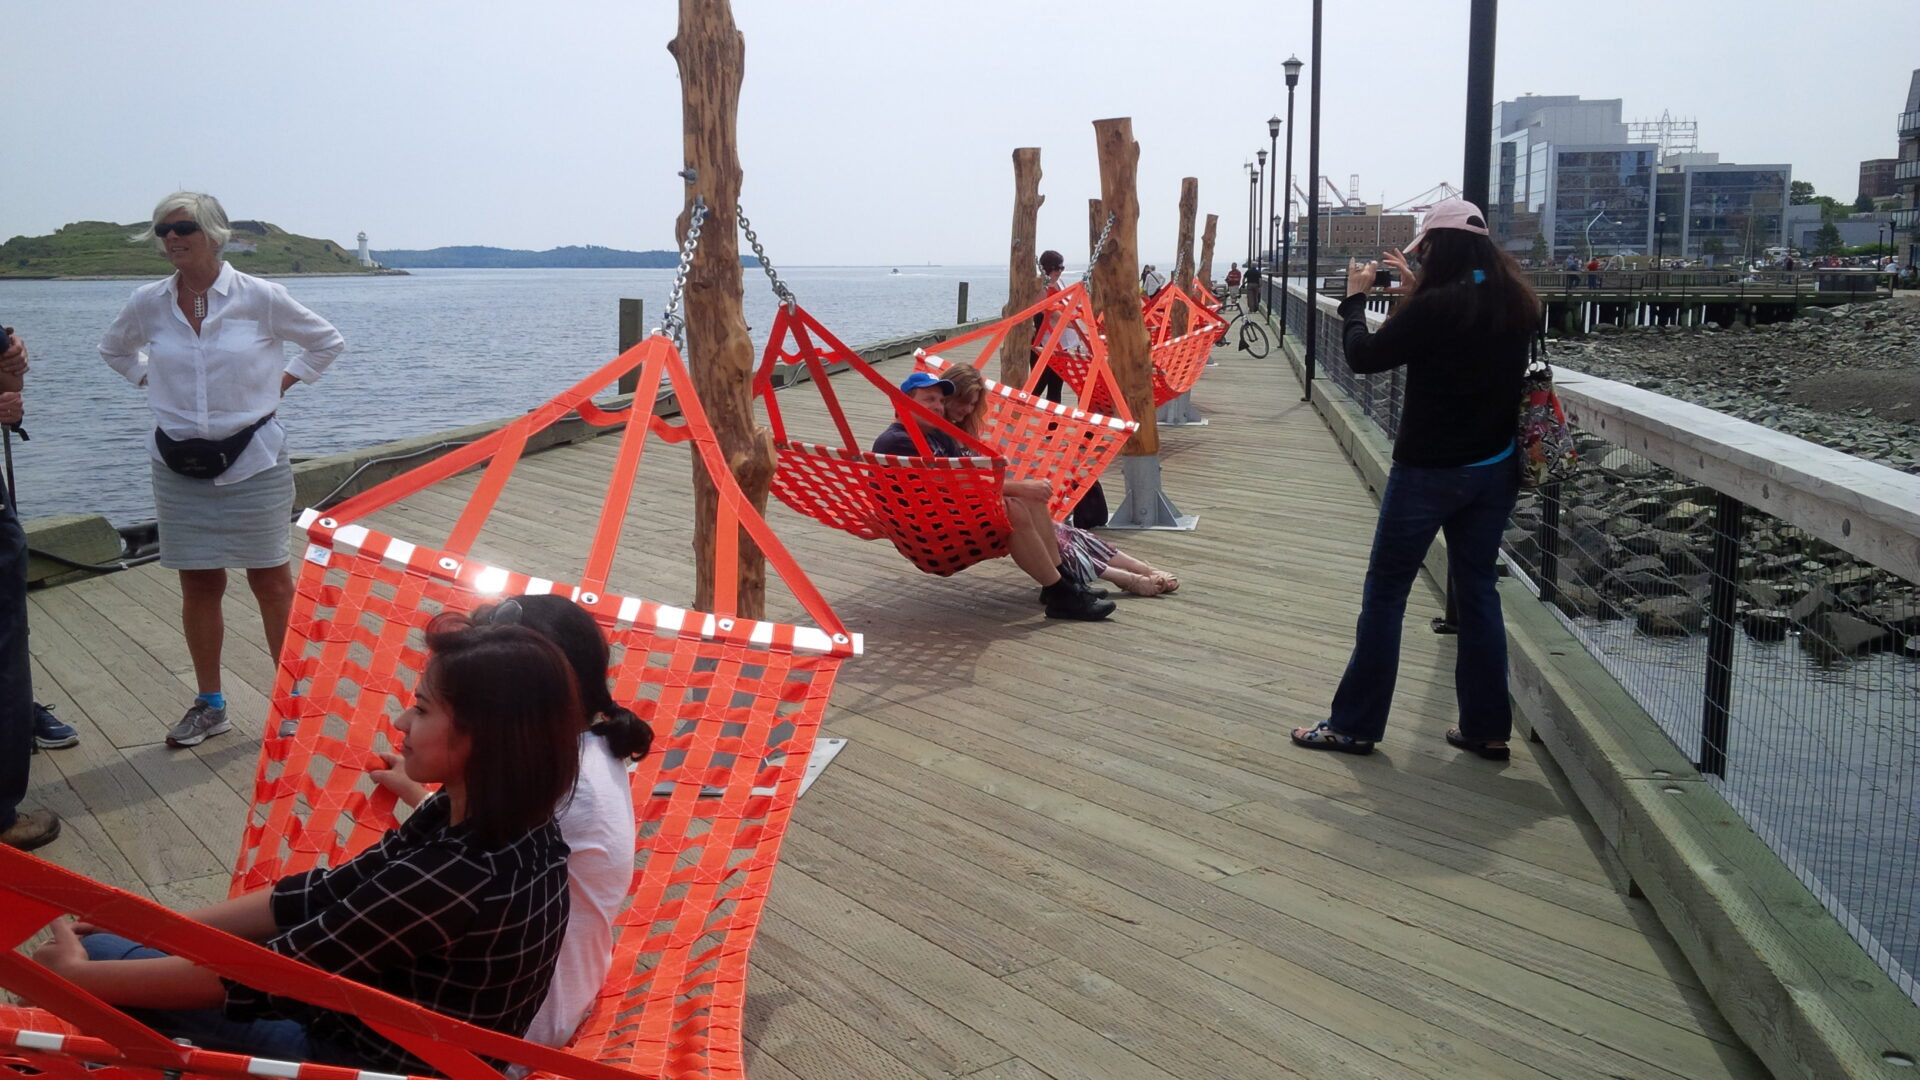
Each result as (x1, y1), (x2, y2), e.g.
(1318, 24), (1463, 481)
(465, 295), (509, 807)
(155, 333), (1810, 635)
(1110, 570), (1166, 597)
(1149, 570), (1179, 594)
(1290, 722), (1375, 756)
(1445, 728), (1511, 761)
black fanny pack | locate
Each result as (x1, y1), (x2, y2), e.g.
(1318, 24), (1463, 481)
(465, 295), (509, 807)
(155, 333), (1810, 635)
(154, 413), (275, 480)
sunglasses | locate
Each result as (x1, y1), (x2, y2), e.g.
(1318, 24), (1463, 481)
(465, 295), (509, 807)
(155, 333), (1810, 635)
(152, 221), (203, 239)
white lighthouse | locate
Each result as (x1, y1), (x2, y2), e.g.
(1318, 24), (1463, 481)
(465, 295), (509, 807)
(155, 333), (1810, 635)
(356, 231), (372, 268)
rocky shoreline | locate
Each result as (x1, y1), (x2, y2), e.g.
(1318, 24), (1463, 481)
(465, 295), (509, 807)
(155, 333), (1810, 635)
(1510, 298), (1919, 660)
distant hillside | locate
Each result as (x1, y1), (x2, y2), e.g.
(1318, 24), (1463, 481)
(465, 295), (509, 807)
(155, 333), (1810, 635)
(0, 220), (385, 279)
(374, 244), (756, 269)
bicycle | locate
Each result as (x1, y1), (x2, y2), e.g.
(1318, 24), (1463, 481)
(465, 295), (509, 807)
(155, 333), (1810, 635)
(1226, 309), (1270, 359)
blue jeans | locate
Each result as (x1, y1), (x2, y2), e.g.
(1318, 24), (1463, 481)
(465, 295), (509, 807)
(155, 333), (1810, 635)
(80, 934), (366, 1067)
(1328, 457), (1519, 743)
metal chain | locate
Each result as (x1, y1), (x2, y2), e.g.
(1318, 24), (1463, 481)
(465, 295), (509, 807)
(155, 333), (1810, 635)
(737, 205), (796, 308)
(1082, 212), (1117, 284)
(658, 196), (708, 348)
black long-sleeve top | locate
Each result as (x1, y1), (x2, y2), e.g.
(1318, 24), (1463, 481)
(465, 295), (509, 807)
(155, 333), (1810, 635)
(1338, 289), (1529, 468)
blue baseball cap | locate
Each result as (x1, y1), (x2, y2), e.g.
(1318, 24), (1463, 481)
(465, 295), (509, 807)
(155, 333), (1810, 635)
(899, 371), (956, 396)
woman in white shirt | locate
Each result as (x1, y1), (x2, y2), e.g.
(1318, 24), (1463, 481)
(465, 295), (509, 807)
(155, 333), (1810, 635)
(99, 192), (344, 748)
(373, 594), (648, 1051)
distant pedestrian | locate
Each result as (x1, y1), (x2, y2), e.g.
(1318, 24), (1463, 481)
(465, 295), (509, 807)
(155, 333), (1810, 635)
(1225, 263), (1242, 289)
(1563, 252), (1580, 290)
(1585, 255), (1602, 289)
(1290, 198), (1538, 761)
(99, 192), (346, 749)
(1243, 262), (1263, 311)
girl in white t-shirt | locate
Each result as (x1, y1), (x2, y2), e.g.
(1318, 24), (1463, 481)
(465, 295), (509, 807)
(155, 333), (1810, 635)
(375, 594), (650, 1049)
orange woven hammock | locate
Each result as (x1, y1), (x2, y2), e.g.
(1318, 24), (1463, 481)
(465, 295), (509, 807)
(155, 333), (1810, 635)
(753, 302), (1012, 576)
(2, 335), (859, 1080)
(1030, 284), (1223, 414)
(911, 282), (1138, 516)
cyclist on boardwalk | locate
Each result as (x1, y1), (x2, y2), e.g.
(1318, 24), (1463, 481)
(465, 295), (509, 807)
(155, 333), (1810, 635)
(1290, 198), (1537, 762)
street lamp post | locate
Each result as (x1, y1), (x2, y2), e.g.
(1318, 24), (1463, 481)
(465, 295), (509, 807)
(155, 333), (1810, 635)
(1267, 115), (1281, 269)
(1656, 210), (1667, 271)
(1302, 0), (1323, 400)
(1278, 54), (1303, 336)
(1255, 149), (1268, 264)
(1246, 165), (1257, 266)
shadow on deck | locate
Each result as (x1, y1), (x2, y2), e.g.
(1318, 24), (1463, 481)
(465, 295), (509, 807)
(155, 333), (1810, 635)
(19, 331), (1771, 1079)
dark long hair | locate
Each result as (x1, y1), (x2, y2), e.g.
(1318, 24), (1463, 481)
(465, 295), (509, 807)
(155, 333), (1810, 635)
(472, 595), (653, 760)
(420, 624), (581, 849)
(1403, 228), (1541, 337)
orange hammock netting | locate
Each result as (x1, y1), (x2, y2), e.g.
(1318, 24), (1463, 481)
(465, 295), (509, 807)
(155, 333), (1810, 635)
(752, 291), (1136, 576)
(1, 334), (859, 1080)
(1042, 284), (1225, 416)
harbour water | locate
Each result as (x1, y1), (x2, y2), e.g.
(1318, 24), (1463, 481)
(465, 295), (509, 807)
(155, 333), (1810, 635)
(1, 265), (1009, 524)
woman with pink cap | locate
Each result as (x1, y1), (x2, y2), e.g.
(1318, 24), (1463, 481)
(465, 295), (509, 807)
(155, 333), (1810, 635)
(1290, 198), (1539, 762)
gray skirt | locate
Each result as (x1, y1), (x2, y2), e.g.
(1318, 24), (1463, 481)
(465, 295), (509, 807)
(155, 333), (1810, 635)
(152, 461), (296, 570)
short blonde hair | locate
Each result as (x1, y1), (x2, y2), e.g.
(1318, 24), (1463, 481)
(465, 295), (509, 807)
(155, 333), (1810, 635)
(137, 191), (232, 251)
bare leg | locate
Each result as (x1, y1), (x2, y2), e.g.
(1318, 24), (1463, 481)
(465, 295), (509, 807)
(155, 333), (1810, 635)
(1003, 499), (1062, 586)
(1106, 550), (1155, 576)
(1103, 549), (1177, 593)
(180, 569), (228, 696)
(245, 564), (295, 666)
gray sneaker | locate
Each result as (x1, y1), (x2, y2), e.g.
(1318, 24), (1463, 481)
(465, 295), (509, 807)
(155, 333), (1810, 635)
(167, 701), (231, 747)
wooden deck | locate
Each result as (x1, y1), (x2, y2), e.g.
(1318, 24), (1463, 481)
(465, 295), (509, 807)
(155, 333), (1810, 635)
(18, 329), (1771, 1079)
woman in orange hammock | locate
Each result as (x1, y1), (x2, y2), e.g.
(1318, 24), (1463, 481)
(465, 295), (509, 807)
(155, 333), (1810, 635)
(941, 364), (1178, 597)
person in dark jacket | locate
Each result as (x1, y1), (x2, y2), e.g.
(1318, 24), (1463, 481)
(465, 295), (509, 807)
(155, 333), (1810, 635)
(1290, 198), (1538, 761)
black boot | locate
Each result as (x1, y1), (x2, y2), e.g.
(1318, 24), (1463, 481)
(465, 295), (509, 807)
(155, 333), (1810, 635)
(1040, 579), (1116, 621)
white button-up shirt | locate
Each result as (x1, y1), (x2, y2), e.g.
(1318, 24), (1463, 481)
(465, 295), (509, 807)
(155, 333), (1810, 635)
(100, 262), (345, 485)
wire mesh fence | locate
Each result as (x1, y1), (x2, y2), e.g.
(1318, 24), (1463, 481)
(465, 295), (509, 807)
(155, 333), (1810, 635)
(1282, 280), (1920, 1004)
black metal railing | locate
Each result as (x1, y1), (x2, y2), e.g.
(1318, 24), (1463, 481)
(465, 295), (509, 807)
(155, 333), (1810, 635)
(1283, 280), (1920, 1005)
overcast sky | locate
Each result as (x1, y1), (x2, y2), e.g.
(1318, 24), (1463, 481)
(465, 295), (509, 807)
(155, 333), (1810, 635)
(4, 0), (1915, 265)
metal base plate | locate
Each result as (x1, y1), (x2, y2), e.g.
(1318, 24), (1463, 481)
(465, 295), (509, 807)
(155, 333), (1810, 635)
(1106, 455), (1199, 531)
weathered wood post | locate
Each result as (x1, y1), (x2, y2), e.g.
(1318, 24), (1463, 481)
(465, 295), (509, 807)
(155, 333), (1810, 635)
(616, 298), (645, 395)
(1093, 118), (1193, 531)
(956, 282), (969, 323)
(669, 0), (772, 618)
(1160, 179), (1206, 427)
(1088, 198), (1104, 264)
(1199, 213), (1218, 294)
(998, 148), (1044, 387)
(1170, 177), (1197, 338)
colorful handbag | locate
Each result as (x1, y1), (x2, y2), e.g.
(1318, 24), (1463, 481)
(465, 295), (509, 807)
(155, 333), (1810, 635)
(1517, 336), (1578, 489)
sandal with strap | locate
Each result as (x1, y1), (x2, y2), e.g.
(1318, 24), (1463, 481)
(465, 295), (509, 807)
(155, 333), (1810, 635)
(1445, 728), (1511, 761)
(1290, 722), (1375, 756)
(1109, 570), (1166, 597)
(1150, 571), (1179, 594)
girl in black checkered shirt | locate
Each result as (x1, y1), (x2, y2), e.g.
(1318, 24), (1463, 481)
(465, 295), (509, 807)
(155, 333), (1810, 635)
(31, 623), (583, 1074)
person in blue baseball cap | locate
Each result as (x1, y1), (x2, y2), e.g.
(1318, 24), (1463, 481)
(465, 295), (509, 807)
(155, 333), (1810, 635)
(872, 371), (960, 456)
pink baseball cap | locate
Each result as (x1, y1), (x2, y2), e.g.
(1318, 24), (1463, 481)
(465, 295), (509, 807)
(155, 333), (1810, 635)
(1410, 197), (1490, 251)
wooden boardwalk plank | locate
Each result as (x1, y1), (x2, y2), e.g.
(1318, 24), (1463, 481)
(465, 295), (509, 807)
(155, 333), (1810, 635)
(14, 329), (1769, 1079)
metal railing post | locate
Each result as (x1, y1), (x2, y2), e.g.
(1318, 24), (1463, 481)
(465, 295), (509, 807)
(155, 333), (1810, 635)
(1537, 480), (1562, 606)
(1699, 490), (1744, 777)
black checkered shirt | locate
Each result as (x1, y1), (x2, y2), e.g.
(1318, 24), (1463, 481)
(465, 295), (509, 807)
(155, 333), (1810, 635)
(224, 795), (571, 1074)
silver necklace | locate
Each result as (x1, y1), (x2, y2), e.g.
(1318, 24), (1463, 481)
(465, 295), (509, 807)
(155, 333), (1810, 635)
(180, 277), (211, 319)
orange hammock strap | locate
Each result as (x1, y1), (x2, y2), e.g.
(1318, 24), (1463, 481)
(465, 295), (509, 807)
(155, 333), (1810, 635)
(752, 303), (995, 461)
(918, 282), (1134, 424)
(0, 848), (645, 1080)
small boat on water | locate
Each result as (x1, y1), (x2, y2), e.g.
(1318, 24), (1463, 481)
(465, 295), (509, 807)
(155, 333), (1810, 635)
(890, 268), (899, 275)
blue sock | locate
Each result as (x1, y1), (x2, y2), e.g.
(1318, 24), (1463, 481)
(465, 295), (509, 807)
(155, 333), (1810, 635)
(196, 692), (226, 711)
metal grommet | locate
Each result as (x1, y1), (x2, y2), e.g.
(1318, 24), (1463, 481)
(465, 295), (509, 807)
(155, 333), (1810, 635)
(832, 633), (849, 644)
(318, 517), (337, 529)
(580, 592), (600, 605)
(718, 618), (735, 631)
(438, 557), (459, 571)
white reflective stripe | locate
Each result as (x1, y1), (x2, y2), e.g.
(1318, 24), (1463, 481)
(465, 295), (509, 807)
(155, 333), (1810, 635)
(749, 621), (775, 645)
(384, 538), (416, 564)
(13, 1031), (66, 1051)
(472, 566), (510, 594)
(525, 578), (555, 595)
(245, 1057), (303, 1078)
(296, 508), (321, 529)
(334, 524), (370, 551)
(653, 605), (687, 633)
(617, 596), (642, 623)
(699, 614), (718, 638)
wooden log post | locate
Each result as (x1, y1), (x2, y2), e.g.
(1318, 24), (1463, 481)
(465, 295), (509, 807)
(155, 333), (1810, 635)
(1090, 118), (1156, 457)
(1199, 213), (1219, 294)
(997, 148), (1044, 387)
(1088, 198), (1104, 260)
(669, 0), (772, 618)
(1170, 176), (1198, 337)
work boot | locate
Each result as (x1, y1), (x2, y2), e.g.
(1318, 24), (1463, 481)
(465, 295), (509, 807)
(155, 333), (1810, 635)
(1, 808), (62, 852)
(1040, 579), (1115, 621)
